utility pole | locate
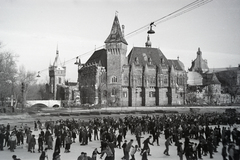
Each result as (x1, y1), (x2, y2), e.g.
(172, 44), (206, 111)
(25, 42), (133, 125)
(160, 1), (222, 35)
(21, 82), (25, 113)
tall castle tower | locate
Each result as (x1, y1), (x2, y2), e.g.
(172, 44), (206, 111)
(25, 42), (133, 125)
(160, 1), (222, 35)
(49, 49), (66, 100)
(104, 14), (128, 99)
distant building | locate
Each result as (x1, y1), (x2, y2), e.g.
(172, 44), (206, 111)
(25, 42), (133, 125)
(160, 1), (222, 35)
(213, 65), (240, 103)
(49, 49), (66, 100)
(187, 48), (240, 105)
(48, 50), (80, 105)
(78, 15), (187, 107)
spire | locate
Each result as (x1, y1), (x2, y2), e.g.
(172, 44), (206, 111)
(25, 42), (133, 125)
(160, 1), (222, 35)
(104, 15), (128, 45)
(53, 48), (62, 67)
(145, 35), (152, 48)
(209, 73), (221, 84)
(197, 47), (202, 55)
(56, 44), (59, 54)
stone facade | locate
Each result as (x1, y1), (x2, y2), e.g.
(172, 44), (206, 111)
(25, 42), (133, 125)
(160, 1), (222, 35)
(78, 15), (187, 107)
(49, 50), (66, 100)
(187, 48), (240, 105)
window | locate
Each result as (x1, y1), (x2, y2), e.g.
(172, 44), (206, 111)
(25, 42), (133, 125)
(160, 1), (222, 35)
(164, 76), (168, 84)
(149, 91), (156, 97)
(123, 92), (127, 98)
(58, 77), (61, 84)
(148, 57), (152, 64)
(112, 76), (117, 83)
(135, 57), (139, 64)
(178, 76), (183, 85)
(112, 88), (117, 96)
(161, 58), (164, 64)
(139, 91), (142, 97)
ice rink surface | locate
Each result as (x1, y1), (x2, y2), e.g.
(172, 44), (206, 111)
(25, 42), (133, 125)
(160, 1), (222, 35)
(1, 125), (230, 160)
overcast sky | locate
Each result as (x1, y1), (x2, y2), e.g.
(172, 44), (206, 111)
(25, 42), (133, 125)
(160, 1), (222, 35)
(0, 0), (240, 83)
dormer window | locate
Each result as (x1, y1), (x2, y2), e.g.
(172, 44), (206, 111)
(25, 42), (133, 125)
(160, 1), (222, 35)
(135, 57), (139, 64)
(112, 76), (117, 83)
(161, 58), (164, 64)
(148, 57), (152, 64)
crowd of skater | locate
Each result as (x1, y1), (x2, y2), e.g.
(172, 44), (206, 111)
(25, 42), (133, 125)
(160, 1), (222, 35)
(0, 110), (240, 160)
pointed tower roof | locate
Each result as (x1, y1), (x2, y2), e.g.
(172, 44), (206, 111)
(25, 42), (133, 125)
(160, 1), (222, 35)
(209, 73), (221, 84)
(189, 48), (209, 73)
(104, 15), (128, 45)
(203, 73), (221, 85)
(53, 49), (64, 69)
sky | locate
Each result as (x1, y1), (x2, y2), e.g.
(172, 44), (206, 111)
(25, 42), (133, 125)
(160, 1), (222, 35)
(0, 0), (240, 83)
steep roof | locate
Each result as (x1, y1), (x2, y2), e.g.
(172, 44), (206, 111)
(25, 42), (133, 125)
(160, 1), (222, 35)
(127, 47), (169, 68)
(104, 15), (128, 45)
(203, 73), (221, 85)
(168, 59), (185, 71)
(189, 48), (209, 73)
(85, 48), (107, 69)
(52, 50), (65, 69)
(208, 66), (240, 73)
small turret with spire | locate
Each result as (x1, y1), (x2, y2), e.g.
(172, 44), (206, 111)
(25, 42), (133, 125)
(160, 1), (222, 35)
(145, 35), (152, 48)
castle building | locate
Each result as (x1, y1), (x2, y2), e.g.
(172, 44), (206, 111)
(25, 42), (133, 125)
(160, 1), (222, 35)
(78, 15), (187, 107)
(49, 49), (66, 100)
(187, 48), (235, 105)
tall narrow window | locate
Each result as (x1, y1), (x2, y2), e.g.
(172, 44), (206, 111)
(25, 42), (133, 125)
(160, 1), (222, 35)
(112, 88), (117, 96)
(135, 57), (139, 64)
(123, 92), (127, 98)
(164, 76), (168, 85)
(58, 77), (61, 84)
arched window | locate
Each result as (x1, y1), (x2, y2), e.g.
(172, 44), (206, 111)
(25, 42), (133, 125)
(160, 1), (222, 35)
(112, 76), (117, 83)
(112, 88), (117, 96)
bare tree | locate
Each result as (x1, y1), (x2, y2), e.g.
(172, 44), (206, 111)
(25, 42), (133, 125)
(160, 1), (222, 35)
(0, 45), (18, 107)
(17, 65), (37, 109)
(216, 70), (240, 103)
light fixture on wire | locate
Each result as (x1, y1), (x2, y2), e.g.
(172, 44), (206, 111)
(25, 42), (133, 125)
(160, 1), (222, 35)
(74, 57), (79, 65)
(36, 71), (40, 77)
(147, 22), (156, 34)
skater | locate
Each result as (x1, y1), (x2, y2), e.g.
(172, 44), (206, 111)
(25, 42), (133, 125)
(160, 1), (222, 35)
(177, 142), (184, 160)
(92, 148), (101, 160)
(38, 134), (44, 153)
(117, 133), (123, 149)
(100, 145), (113, 160)
(39, 148), (48, 160)
(122, 140), (127, 160)
(64, 134), (72, 153)
(163, 136), (171, 156)
(141, 148), (148, 160)
(29, 135), (36, 153)
(142, 136), (153, 156)
(125, 139), (134, 160)
(130, 145), (138, 160)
